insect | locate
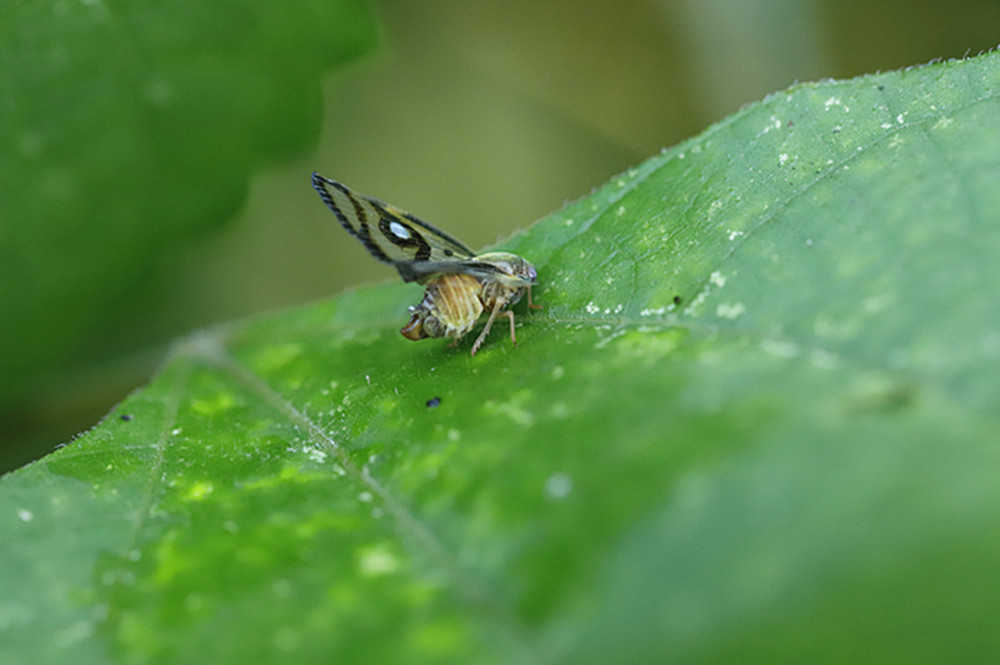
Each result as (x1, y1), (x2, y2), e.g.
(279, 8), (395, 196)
(312, 173), (539, 356)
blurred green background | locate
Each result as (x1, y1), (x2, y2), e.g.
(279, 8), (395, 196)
(2, 0), (999, 473)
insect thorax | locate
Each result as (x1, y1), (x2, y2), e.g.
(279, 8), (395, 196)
(473, 252), (538, 285)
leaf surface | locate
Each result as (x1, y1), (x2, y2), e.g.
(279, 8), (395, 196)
(3, 52), (1000, 664)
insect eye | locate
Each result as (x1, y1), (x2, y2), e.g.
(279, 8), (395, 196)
(444, 249), (454, 257)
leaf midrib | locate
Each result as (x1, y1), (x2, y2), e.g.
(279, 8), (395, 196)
(168, 335), (548, 664)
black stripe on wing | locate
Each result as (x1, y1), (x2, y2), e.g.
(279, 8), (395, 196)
(312, 173), (394, 263)
(312, 173), (478, 283)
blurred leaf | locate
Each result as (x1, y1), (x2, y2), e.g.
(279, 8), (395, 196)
(3, 52), (1000, 664)
(0, 0), (378, 399)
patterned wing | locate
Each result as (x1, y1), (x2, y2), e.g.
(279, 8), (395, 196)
(312, 173), (477, 283)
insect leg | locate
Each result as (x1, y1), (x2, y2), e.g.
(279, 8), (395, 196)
(527, 285), (543, 309)
(471, 301), (505, 356)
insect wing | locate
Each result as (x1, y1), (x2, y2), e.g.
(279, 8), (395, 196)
(434, 260), (531, 285)
(395, 258), (494, 283)
(312, 173), (476, 282)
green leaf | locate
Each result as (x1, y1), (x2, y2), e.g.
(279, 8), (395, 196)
(3, 52), (1000, 664)
(0, 0), (377, 398)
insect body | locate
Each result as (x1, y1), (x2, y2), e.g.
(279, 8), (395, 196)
(312, 173), (538, 355)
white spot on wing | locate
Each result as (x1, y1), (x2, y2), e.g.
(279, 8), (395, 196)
(388, 221), (410, 240)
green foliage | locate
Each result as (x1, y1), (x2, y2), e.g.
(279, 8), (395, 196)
(3, 52), (1000, 664)
(0, 0), (377, 398)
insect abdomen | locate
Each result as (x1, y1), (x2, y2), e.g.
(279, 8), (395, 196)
(400, 273), (484, 341)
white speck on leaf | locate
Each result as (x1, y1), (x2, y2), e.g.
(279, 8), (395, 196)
(810, 349), (840, 370)
(17, 509), (33, 522)
(864, 294), (893, 314)
(761, 339), (798, 358)
(544, 472), (573, 500)
(933, 116), (954, 130)
(595, 327), (628, 349)
(825, 96), (848, 111)
(358, 545), (400, 577)
(716, 302), (746, 319)
(303, 445), (327, 464)
(760, 115), (782, 135)
(550, 402), (570, 418)
(485, 398), (534, 426)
